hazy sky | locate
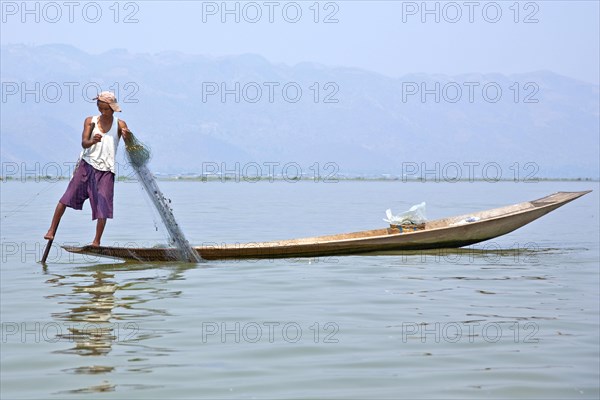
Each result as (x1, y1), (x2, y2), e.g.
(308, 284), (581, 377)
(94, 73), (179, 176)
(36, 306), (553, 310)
(1, 1), (599, 83)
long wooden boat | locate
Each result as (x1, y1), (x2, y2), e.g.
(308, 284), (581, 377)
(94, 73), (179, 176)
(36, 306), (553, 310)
(63, 191), (590, 262)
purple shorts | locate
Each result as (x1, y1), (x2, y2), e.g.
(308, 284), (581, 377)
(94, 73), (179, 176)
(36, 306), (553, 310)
(60, 160), (115, 220)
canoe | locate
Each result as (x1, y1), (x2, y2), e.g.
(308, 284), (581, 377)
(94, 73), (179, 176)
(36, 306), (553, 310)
(62, 191), (591, 262)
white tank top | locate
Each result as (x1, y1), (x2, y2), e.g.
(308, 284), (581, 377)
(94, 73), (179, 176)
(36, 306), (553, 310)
(82, 115), (120, 173)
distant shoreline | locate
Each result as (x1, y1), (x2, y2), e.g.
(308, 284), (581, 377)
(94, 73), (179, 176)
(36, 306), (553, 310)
(1, 176), (598, 183)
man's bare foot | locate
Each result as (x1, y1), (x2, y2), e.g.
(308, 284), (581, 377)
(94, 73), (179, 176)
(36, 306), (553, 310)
(44, 231), (54, 240)
(90, 241), (100, 247)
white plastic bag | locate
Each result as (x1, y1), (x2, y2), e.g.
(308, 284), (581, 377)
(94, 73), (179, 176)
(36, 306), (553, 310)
(383, 202), (427, 225)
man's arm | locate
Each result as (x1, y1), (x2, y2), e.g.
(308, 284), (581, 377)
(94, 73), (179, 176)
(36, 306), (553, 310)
(118, 119), (131, 141)
(82, 116), (101, 148)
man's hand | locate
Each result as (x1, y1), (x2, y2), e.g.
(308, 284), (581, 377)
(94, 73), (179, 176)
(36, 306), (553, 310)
(121, 127), (131, 141)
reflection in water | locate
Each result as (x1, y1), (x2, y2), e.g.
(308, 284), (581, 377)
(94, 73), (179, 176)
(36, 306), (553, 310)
(44, 263), (190, 395)
(51, 270), (117, 357)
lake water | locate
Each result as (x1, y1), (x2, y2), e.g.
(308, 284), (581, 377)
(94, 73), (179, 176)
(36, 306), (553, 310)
(1, 180), (599, 399)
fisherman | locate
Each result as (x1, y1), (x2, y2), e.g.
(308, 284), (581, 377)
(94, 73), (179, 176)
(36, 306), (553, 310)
(44, 91), (131, 246)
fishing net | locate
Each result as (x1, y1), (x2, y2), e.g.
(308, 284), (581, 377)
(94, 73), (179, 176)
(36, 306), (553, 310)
(124, 132), (151, 167)
(124, 132), (201, 263)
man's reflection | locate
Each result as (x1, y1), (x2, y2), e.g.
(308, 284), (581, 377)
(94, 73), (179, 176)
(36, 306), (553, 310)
(50, 269), (118, 356)
(45, 263), (188, 394)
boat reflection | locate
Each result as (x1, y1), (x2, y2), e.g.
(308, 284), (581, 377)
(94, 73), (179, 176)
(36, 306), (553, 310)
(44, 262), (191, 394)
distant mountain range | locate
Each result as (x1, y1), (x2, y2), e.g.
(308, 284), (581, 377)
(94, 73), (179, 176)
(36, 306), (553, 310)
(1, 44), (598, 178)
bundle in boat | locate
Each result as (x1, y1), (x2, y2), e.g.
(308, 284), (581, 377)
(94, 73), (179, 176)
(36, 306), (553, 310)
(384, 202), (427, 233)
(388, 223), (426, 233)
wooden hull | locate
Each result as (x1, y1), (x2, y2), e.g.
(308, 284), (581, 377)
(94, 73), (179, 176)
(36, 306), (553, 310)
(62, 191), (591, 262)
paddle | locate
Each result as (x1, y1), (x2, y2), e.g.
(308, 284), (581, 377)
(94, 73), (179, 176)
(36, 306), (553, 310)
(41, 219), (59, 264)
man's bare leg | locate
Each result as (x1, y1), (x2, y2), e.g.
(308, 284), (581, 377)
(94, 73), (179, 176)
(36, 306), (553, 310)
(92, 218), (107, 246)
(44, 202), (67, 240)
